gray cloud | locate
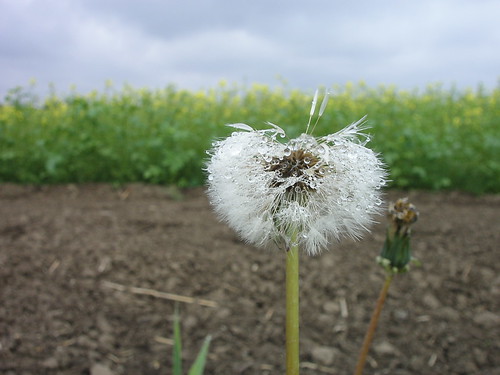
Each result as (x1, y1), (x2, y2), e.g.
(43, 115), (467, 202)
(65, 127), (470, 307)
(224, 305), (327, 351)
(1, 0), (498, 99)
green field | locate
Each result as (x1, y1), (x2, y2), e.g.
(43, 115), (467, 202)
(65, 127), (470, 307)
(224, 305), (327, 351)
(1, 82), (499, 193)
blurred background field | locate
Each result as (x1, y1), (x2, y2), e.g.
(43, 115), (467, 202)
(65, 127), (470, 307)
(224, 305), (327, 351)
(1, 82), (499, 194)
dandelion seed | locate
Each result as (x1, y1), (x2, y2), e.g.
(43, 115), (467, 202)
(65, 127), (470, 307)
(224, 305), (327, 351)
(318, 90), (330, 117)
(306, 89), (319, 134)
(206, 94), (387, 256)
(227, 123), (254, 132)
(310, 90), (330, 134)
(310, 89), (319, 116)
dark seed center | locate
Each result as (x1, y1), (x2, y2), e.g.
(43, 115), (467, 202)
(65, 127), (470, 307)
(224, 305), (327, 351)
(266, 149), (321, 190)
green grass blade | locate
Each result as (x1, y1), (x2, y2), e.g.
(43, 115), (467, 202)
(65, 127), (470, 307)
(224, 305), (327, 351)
(172, 307), (183, 375)
(187, 335), (212, 375)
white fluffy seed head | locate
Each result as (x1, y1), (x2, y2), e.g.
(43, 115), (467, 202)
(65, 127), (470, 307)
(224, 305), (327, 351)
(206, 115), (387, 256)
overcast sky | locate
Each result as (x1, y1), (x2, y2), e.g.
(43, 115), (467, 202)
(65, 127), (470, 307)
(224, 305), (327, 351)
(1, 0), (499, 99)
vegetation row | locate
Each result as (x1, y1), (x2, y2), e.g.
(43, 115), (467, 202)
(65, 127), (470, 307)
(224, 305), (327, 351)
(1, 81), (498, 194)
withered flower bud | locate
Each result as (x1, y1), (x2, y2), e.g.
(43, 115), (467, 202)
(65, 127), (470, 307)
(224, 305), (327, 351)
(377, 198), (419, 273)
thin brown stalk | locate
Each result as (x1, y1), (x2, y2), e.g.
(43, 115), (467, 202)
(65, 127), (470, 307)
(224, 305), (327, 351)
(354, 273), (394, 375)
(101, 280), (218, 307)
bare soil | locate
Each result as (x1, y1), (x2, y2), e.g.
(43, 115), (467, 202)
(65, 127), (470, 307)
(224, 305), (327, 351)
(1, 184), (499, 375)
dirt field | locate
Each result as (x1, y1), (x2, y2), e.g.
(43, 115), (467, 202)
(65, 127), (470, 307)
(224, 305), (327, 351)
(1, 184), (499, 375)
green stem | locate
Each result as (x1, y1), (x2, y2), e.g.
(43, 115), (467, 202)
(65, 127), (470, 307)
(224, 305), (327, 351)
(286, 235), (300, 375)
(354, 272), (394, 375)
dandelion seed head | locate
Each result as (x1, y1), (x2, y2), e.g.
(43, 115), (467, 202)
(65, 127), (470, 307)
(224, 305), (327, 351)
(206, 97), (387, 256)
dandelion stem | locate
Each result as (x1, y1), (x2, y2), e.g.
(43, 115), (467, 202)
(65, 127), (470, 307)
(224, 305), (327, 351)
(286, 232), (300, 375)
(354, 272), (394, 375)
